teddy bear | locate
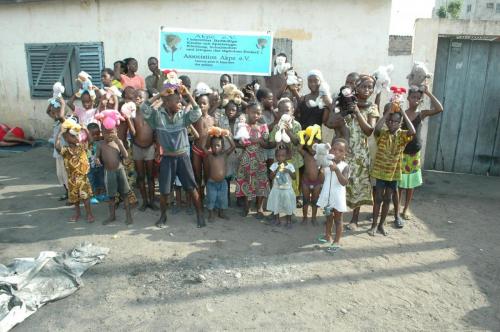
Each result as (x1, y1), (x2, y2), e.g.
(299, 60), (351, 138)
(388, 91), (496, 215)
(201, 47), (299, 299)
(407, 61), (432, 89)
(273, 54), (291, 75)
(313, 143), (334, 169)
(162, 69), (183, 94)
(286, 69), (299, 86)
(389, 86), (407, 113)
(372, 64), (394, 94)
(221, 83), (244, 107)
(242, 79), (260, 101)
(95, 109), (125, 130)
(336, 86), (358, 117)
(233, 113), (251, 145)
(274, 114), (294, 143)
(298, 124), (322, 146)
(75, 71), (96, 100)
(120, 101), (137, 119)
(208, 126), (230, 138)
(61, 117), (81, 137)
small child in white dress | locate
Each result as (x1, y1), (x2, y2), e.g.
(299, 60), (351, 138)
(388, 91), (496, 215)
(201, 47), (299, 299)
(267, 146), (296, 228)
(317, 139), (350, 252)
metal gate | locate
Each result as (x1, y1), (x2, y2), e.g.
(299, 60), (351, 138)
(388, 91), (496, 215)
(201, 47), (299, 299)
(425, 37), (500, 175)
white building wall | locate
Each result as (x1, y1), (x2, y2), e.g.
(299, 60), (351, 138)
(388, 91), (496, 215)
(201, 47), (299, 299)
(0, 0), (392, 137)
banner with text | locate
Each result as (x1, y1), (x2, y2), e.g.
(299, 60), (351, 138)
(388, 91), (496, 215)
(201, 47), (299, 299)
(159, 27), (273, 75)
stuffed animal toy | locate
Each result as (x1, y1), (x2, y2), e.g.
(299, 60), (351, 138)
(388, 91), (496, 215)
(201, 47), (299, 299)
(233, 113), (251, 145)
(273, 55), (291, 75)
(242, 79), (260, 101)
(313, 143), (334, 168)
(221, 83), (244, 107)
(389, 86), (407, 113)
(298, 124), (322, 146)
(372, 64), (394, 94)
(407, 61), (432, 89)
(95, 109), (125, 130)
(286, 69), (299, 86)
(208, 126), (230, 138)
(162, 69), (183, 94)
(61, 118), (81, 137)
(120, 101), (136, 119)
(75, 71), (96, 100)
(274, 114), (294, 143)
(336, 86), (358, 117)
(48, 82), (65, 108)
(306, 70), (331, 109)
(194, 82), (213, 98)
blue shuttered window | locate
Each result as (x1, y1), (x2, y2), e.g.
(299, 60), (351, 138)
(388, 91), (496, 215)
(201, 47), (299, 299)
(25, 42), (105, 98)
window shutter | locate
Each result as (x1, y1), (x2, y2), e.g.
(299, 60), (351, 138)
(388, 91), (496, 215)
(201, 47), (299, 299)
(26, 44), (74, 97)
(77, 43), (104, 88)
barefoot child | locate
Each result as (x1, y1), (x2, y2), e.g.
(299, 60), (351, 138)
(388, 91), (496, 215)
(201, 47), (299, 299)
(132, 89), (158, 211)
(369, 103), (415, 236)
(141, 85), (206, 228)
(267, 146), (296, 228)
(87, 123), (106, 204)
(299, 138), (323, 226)
(192, 88), (215, 201)
(68, 91), (97, 128)
(97, 128), (133, 225)
(55, 120), (94, 223)
(317, 139), (350, 252)
(47, 98), (69, 202)
(205, 134), (236, 221)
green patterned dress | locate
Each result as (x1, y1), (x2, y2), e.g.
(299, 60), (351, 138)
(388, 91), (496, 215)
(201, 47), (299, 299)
(345, 103), (379, 209)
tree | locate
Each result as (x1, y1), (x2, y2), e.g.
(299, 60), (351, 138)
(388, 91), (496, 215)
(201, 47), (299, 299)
(447, 0), (462, 19)
(437, 5), (447, 18)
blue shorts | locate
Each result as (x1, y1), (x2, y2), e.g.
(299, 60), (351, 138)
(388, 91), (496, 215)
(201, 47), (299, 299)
(206, 179), (228, 210)
(88, 166), (105, 193)
(159, 154), (197, 195)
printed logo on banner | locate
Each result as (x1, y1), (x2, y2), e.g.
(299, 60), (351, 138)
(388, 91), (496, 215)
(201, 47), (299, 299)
(159, 27), (273, 76)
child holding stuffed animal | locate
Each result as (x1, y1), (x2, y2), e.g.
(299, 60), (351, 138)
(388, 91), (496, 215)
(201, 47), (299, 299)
(369, 103), (415, 236)
(55, 119), (95, 223)
(205, 132), (235, 221)
(87, 122), (106, 204)
(235, 102), (270, 218)
(191, 84), (215, 201)
(267, 146), (296, 228)
(289, 70), (332, 130)
(68, 91), (97, 128)
(96, 127), (134, 225)
(316, 139), (350, 252)
(256, 88), (276, 169)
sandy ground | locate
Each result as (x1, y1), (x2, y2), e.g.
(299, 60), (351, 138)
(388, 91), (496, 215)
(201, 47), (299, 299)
(1, 146), (499, 331)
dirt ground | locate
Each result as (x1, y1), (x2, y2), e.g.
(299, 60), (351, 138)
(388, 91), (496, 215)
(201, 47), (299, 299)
(1, 146), (499, 331)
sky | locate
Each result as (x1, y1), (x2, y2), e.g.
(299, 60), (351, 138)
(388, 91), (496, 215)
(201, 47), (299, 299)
(390, 0), (436, 35)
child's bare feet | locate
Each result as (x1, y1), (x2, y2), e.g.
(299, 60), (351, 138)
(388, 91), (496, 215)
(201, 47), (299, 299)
(367, 227), (376, 236)
(208, 211), (215, 222)
(148, 202), (159, 211)
(346, 222), (357, 231)
(102, 215), (116, 225)
(126, 216), (133, 225)
(68, 215), (80, 223)
(218, 210), (229, 220)
(155, 215), (167, 228)
(87, 215), (95, 223)
(311, 218), (318, 226)
(138, 203), (148, 212)
(377, 225), (388, 236)
(301, 217), (308, 225)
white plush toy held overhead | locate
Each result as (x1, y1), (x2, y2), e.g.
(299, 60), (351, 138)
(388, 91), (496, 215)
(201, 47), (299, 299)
(286, 69), (299, 86)
(233, 113), (251, 145)
(48, 82), (65, 107)
(274, 114), (294, 143)
(313, 143), (334, 169)
(120, 101), (136, 119)
(194, 82), (213, 98)
(75, 71), (96, 100)
(407, 61), (432, 89)
(273, 55), (291, 75)
(372, 64), (394, 94)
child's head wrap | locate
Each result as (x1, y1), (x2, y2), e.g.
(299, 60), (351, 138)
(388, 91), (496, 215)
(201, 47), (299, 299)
(355, 74), (376, 87)
(306, 70), (324, 82)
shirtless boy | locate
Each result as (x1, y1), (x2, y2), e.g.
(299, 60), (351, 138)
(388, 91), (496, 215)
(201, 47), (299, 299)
(299, 138), (324, 226)
(97, 128), (133, 225)
(191, 92), (215, 200)
(205, 135), (235, 221)
(132, 90), (158, 211)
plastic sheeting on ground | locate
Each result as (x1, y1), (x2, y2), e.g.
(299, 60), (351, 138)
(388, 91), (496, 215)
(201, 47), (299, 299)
(0, 242), (109, 332)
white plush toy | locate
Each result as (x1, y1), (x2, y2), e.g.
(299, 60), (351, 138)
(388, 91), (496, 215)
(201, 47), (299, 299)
(48, 82), (65, 107)
(194, 82), (213, 97)
(75, 71), (96, 100)
(274, 114), (294, 143)
(233, 113), (251, 145)
(306, 70), (331, 109)
(120, 101), (136, 119)
(99, 85), (122, 100)
(274, 55), (291, 75)
(286, 69), (299, 86)
(407, 61), (432, 89)
(313, 143), (334, 169)
(373, 64), (394, 94)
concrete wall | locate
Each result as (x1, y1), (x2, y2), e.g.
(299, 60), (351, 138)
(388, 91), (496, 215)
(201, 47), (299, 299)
(412, 18), (500, 164)
(435, 0), (500, 20)
(0, 0), (392, 137)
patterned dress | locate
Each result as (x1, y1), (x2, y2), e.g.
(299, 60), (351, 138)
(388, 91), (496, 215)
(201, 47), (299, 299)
(235, 123), (270, 199)
(61, 144), (93, 204)
(345, 103), (379, 209)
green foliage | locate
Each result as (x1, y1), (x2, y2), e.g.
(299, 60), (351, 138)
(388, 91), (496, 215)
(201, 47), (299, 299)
(447, 0), (462, 19)
(437, 5), (447, 18)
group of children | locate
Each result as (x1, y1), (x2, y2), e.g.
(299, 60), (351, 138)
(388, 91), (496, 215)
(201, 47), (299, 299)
(47, 56), (443, 253)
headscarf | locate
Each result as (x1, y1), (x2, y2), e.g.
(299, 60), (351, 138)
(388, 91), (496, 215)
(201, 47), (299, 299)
(306, 69), (324, 82)
(355, 74), (376, 87)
